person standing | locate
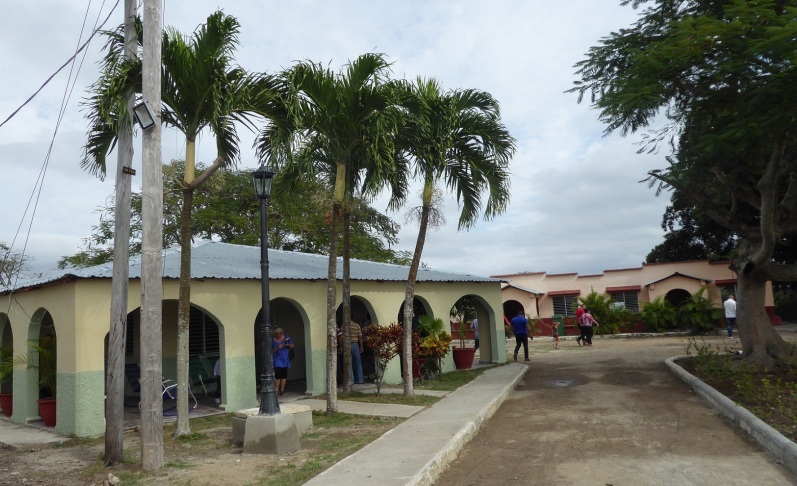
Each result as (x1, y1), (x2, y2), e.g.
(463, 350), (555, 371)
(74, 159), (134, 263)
(271, 327), (293, 396)
(212, 358), (221, 404)
(349, 319), (365, 384)
(724, 294), (737, 339)
(575, 304), (587, 346)
(509, 311), (531, 361)
(470, 318), (480, 351)
(580, 309), (599, 346)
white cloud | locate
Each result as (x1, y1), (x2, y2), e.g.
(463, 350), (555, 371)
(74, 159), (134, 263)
(0, 0), (670, 278)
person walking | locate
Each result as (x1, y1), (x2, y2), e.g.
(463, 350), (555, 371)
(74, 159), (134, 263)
(509, 311), (531, 361)
(575, 304), (587, 346)
(580, 309), (599, 346)
(724, 294), (737, 338)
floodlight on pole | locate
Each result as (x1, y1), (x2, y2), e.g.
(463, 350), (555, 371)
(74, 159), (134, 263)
(133, 100), (156, 130)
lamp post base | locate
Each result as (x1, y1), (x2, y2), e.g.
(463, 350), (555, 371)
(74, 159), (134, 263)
(243, 413), (301, 455)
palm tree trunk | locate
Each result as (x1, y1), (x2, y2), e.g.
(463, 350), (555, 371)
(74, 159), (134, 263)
(341, 210), (352, 394)
(325, 201), (341, 414)
(175, 187), (193, 436)
(402, 197), (431, 397)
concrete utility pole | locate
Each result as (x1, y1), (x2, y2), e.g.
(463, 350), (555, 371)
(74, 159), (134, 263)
(140, 0), (164, 471)
(104, 0), (137, 465)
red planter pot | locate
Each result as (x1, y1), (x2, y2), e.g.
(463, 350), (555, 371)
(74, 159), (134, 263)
(0, 393), (12, 417)
(452, 347), (476, 370)
(37, 398), (56, 427)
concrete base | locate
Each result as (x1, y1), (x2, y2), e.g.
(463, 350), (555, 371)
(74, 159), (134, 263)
(233, 403), (312, 447)
(243, 413), (301, 455)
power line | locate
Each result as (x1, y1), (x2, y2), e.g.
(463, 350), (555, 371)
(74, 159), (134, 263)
(3, 0), (120, 305)
(0, 0), (120, 130)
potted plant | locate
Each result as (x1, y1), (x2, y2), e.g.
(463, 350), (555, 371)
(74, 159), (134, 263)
(415, 316), (452, 380)
(451, 319), (476, 370)
(14, 335), (57, 426)
(0, 346), (12, 417)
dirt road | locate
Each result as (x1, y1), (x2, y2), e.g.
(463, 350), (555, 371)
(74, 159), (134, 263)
(436, 335), (797, 486)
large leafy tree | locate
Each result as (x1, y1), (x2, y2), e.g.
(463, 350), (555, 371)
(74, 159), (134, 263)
(58, 163), (410, 268)
(396, 78), (514, 395)
(645, 192), (736, 263)
(571, 0), (797, 367)
(258, 54), (404, 411)
(82, 11), (291, 434)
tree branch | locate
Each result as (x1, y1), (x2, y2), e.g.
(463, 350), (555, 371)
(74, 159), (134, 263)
(188, 156), (225, 189)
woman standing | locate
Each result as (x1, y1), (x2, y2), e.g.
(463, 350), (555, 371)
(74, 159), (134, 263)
(272, 327), (293, 395)
(580, 309), (599, 346)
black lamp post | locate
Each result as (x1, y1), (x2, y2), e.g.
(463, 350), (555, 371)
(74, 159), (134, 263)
(252, 164), (280, 415)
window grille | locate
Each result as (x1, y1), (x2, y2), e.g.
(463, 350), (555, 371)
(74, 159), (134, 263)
(609, 291), (639, 313)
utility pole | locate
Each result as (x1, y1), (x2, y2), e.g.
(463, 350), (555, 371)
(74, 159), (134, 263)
(104, 0), (136, 465)
(140, 0), (164, 471)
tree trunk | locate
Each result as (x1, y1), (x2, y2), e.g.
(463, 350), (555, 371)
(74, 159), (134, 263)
(140, 0), (164, 470)
(341, 210), (352, 394)
(402, 198), (431, 397)
(175, 187), (193, 436)
(104, 0), (136, 465)
(736, 267), (791, 368)
(325, 202), (340, 414)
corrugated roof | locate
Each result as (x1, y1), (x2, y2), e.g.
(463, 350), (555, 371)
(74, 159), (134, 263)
(2, 240), (500, 293)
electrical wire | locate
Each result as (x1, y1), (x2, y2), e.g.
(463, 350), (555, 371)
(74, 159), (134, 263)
(3, 0), (119, 317)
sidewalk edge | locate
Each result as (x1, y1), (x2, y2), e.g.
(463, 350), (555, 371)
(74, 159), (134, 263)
(410, 364), (528, 486)
(666, 355), (797, 475)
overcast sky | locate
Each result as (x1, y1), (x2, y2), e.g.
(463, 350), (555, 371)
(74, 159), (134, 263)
(0, 1), (672, 280)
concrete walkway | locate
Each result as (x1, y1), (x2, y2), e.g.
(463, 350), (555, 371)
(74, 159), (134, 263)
(3, 327), (797, 485)
(304, 364), (527, 486)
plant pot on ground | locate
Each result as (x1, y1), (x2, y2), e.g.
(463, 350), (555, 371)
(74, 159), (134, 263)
(452, 319), (476, 370)
(0, 346), (12, 417)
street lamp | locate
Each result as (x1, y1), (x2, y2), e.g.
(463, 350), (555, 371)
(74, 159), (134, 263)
(252, 164), (280, 415)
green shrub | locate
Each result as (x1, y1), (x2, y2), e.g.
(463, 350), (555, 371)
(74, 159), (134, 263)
(679, 287), (723, 334)
(579, 290), (632, 335)
(640, 297), (678, 332)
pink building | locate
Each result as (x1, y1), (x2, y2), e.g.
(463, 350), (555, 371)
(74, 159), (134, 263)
(493, 260), (778, 327)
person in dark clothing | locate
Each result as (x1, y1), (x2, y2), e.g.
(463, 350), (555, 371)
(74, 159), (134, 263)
(509, 311), (531, 361)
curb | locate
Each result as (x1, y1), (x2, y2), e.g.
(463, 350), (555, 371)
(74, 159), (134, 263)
(410, 364), (528, 486)
(666, 355), (797, 475)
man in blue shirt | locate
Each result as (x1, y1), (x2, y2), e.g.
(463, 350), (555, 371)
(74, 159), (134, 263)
(510, 311), (531, 361)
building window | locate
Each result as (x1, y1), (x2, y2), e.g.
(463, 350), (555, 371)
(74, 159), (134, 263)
(189, 307), (220, 356)
(125, 313), (136, 357)
(552, 295), (579, 316)
(609, 291), (639, 313)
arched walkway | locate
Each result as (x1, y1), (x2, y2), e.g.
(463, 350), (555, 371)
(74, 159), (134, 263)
(666, 289), (691, 309)
(254, 298), (308, 395)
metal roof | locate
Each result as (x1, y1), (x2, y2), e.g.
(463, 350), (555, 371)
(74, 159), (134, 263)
(3, 240), (500, 293)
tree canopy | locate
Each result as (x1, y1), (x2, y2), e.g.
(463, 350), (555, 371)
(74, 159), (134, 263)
(572, 0), (797, 367)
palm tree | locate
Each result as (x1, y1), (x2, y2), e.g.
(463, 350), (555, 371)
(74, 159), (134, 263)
(259, 54), (405, 410)
(397, 78), (515, 396)
(82, 11), (292, 435)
